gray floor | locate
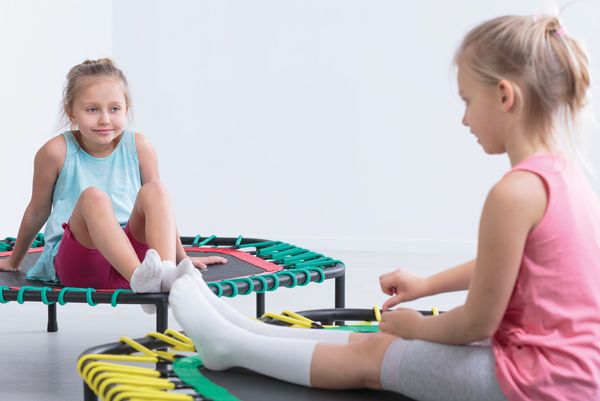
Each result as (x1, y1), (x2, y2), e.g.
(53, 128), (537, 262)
(0, 249), (470, 401)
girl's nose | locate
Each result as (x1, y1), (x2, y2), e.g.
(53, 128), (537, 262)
(98, 112), (110, 125)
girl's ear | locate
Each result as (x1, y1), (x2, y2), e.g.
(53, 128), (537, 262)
(497, 79), (515, 112)
(66, 109), (76, 124)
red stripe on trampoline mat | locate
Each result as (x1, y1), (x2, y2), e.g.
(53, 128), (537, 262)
(185, 247), (283, 273)
(0, 247), (44, 257)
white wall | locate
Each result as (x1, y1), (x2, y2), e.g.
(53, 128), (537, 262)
(0, 0), (113, 233)
(2, 1), (600, 254)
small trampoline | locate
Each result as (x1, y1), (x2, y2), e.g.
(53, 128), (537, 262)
(78, 308), (422, 401)
(0, 235), (346, 332)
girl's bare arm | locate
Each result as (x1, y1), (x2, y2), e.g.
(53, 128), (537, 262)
(3, 137), (64, 269)
(425, 258), (476, 294)
(380, 260), (475, 310)
(381, 171), (547, 344)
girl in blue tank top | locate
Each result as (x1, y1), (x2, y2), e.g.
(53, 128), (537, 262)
(0, 58), (226, 295)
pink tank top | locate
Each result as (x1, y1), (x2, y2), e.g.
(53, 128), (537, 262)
(493, 154), (600, 401)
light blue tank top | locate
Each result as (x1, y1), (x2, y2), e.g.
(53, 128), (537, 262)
(26, 131), (142, 283)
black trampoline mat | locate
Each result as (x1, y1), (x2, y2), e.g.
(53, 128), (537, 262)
(0, 249), (273, 288)
(0, 252), (57, 288)
(202, 367), (416, 401)
(186, 251), (266, 282)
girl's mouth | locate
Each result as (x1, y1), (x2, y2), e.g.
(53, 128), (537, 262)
(93, 129), (114, 135)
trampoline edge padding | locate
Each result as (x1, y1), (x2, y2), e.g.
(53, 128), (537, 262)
(1, 235), (346, 333)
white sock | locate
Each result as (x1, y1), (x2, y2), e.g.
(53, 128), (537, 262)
(160, 258), (195, 292)
(181, 259), (350, 344)
(129, 249), (193, 314)
(170, 273), (316, 386)
(129, 248), (164, 314)
(130, 249), (163, 293)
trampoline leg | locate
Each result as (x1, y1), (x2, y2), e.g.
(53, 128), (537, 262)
(256, 292), (265, 318)
(335, 274), (345, 309)
(155, 299), (170, 375)
(83, 382), (97, 401)
(156, 298), (169, 377)
(156, 299), (169, 332)
(47, 303), (58, 332)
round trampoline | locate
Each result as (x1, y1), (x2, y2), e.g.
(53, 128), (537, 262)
(0, 235), (346, 332)
(78, 308), (422, 401)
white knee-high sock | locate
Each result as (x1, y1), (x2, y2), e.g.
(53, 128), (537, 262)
(178, 259), (350, 344)
(170, 273), (317, 386)
(160, 259), (195, 292)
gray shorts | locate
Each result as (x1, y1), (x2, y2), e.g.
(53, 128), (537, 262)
(381, 338), (507, 401)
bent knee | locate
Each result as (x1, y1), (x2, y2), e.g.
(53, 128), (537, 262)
(79, 187), (112, 207)
(353, 333), (399, 389)
(139, 179), (168, 197)
(356, 333), (398, 354)
(141, 178), (167, 192)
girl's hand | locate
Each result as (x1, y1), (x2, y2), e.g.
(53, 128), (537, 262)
(0, 258), (19, 272)
(189, 256), (227, 270)
(380, 268), (427, 311)
(379, 308), (423, 339)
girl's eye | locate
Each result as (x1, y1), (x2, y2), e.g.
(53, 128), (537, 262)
(86, 108), (96, 112)
(112, 107), (121, 112)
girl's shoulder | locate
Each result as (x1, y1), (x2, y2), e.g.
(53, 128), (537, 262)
(133, 131), (149, 146)
(132, 132), (159, 183)
(133, 132), (156, 158)
(487, 170), (548, 227)
(39, 133), (66, 151)
(36, 134), (67, 167)
(490, 170), (547, 206)
(495, 170), (546, 196)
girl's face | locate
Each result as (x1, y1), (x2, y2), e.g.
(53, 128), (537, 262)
(68, 77), (127, 156)
(457, 67), (508, 155)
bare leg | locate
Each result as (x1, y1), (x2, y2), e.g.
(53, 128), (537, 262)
(310, 333), (398, 389)
(127, 179), (176, 262)
(68, 187), (139, 280)
(69, 180), (178, 281)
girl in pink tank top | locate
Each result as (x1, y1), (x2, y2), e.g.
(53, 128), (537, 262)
(493, 154), (600, 400)
(162, 14), (600, 401)
(382, 14), (600, 400)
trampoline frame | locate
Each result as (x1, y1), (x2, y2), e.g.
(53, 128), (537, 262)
(78, 309), (420, 401)
(79, 331), (192, 401)
(0, 236), (346, 333)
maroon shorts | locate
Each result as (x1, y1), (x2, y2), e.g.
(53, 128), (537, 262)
(54, 222), (150, 289)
